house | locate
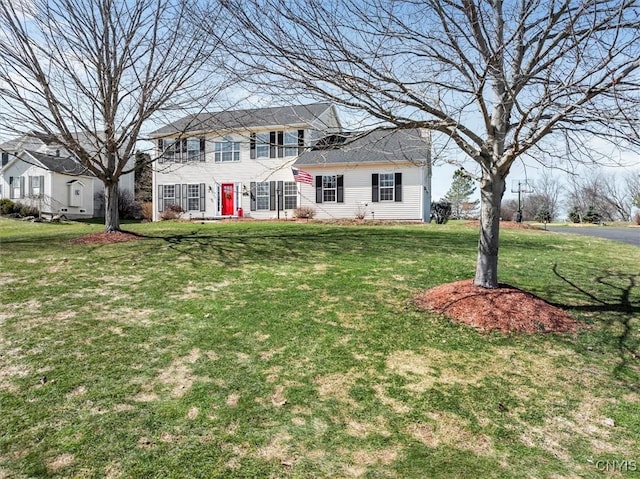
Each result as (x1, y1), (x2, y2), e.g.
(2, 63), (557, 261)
(151, 103), (431, 221)
(294, 129), (431, 221)
(0, 134), (134, 218)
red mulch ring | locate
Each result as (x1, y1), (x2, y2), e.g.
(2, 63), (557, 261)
(69, 231), (141, 245)
(415, 279), (582, 334)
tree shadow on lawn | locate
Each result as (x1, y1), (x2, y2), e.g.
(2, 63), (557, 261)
(134, 227), (480, 266)
(550, 263), (640, 388)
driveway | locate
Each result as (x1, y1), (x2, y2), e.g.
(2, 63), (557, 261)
(546, 226), (640, 247)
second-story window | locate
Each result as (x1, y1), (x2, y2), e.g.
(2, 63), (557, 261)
(214, 137), (241, 162)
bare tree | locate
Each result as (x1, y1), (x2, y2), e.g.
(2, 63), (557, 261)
(0, 0), (225, 231)
(566, 171), (635, 222)
(215, 0), (640, 288)
(528, 171), (563, 221)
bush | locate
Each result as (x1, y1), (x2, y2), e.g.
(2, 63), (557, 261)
(294, 206), (316, 219)
(159, 203), (184, 220)
(16, 202), (39, 217)
(430, 200), (452, 224)
(95, 188), (142, 219)
(634, 211), (640, 226)
(141, 202), (153, 221)
(0, 198), (16, 215)
(568, 206), (581, 223)
(535, 206), (552, 224)
(583, 205), (601, 224)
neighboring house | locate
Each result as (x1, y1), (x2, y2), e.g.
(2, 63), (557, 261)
(0, 134), (134, 218)
(151, 103), (431, 221)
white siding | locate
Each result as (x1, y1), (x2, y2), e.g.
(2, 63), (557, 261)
(298, 163), (427, 221)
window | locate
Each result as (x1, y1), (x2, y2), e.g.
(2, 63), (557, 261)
(379, 173), (395, 201)
(256, 182), (270, 210)
(284, 131), (299, 157)
(187, 184), (200, 210)
(158, 137), (204, 162)
(10, 176), (23, 199)
(372, 173), (402, 202)
(187, 138), (202, 161)
(162, 185), (176, 207)
(214, 138), (241, 162)
(322, 176), (336, 202)
(284, 181), (297, 209)
(250, 130), (304, 159)
(29, 175), (44, 196)
(315, 175), (344, 203)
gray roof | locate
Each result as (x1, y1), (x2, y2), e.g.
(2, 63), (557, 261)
(24, 150), (94, 176)
(151, 103), (333, 136)
(294, 128), (430, 166)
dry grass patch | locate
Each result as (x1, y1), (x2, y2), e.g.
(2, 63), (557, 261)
(156, 348), (201, 398)
(315, 370), (362, 406)
(45, 453), (74, 473)
(407, 412), (494, 455)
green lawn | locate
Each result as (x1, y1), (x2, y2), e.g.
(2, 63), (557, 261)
(1, 218), (638, 478)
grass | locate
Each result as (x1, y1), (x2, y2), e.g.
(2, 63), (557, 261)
(1, 217), (639, 478)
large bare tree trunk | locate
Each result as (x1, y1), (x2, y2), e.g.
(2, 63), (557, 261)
(104, 182), (120, 233)
(475, 172), (506, 289)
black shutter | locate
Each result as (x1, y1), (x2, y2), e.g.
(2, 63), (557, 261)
(157, 139), (164, 164)
(199, 183), (206, 211)
(158, 185), (164, 212)
(250, 182), (257, 211)
(372, 174), (379, 202)
(394, 173), (402, 202)
(269, 181), (276, 210)
(250, 133), (256, 159)
(200, 138), (206, 161)
(28, 176), (33, 196)
(20, 177), (24, 198)
(277, 131), (284, 157)
(315, 175), (323, 203)
(1, 152), (8, 167)
(337, 175), (344, 203)
(40, 176), (45, 195)
(298, 129), (305, 155)
(270, 131), (276, 158)
(277, 181), (283, 211)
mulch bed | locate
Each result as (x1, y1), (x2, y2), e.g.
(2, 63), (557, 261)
(69, 231), (141, 245)
(415, 279), (582, 334)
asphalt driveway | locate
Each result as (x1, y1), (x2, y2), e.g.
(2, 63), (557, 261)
(546, 226), (640, 247)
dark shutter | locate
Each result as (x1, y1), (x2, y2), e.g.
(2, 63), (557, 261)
(269, 181), (276, 210)
(157, 139), (164, 164)
(394, 173), (402, 202)
(28, 176), (33, 196)
(298, 129), (305, 155)
(315, 175), (323, 203)
(1, 152), (8, 167)
(40, 176), (44, 195)
(269, 131), (276, 158)
(199, 183), (206, 211)
(277, 181), (283, 211)
(182, 184), (188, 210)
(277, 131), (284, 158)
(200, 138), (206, 161)
(372, 174), (379, 202)
(19, 177), (24, 198)
(174, 183), (180, 208)
(158, 185), (164, 212)
(250, 133), (256, 159)
(337, 175), (344, 203)
(250, 182), (257, 211)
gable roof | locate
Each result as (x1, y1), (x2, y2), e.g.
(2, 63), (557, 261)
(151, 103), (333, 136)
(294, 128), (430, 166)
(23, 150), (94, 176)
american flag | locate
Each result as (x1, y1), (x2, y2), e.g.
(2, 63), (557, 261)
(292, 167), (313, 185)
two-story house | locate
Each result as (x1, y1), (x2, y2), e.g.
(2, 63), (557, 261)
(0, 133), (135, 219)
(151, 103), (432, 222)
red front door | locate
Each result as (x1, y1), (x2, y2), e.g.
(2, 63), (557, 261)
(221, 183), (235, 215)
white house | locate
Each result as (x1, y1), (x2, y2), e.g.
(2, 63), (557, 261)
(151, 103), (431, 221)
(0, 134), (135, 218)
(294, 129), (431, 221)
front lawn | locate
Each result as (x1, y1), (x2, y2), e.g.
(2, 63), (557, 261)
(1, 218), (638, 478)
